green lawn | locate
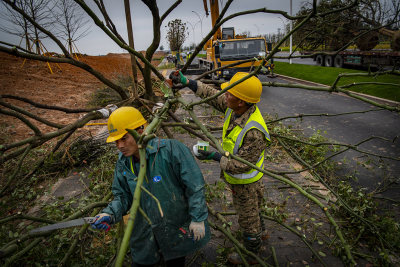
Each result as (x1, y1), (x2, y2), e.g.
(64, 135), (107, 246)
(273, 61), (400, 102)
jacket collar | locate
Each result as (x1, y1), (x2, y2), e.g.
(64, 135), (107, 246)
(232, 104), (257, 128)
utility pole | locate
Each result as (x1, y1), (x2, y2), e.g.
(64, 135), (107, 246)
(124, 0), (139, 97)
(290, 0), (293, 64)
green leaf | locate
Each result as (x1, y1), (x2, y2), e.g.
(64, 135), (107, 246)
(160, 83), (170, 97)
(296, 226), (302, 231)
(318, 251), (327, 257)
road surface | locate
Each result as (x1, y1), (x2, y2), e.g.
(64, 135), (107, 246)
(257, 74), (400, 206)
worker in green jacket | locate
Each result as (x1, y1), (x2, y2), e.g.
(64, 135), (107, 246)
(91, 107), (210, 267)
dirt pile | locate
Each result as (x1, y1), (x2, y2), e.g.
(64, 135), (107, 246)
(0, 51), (162, 142)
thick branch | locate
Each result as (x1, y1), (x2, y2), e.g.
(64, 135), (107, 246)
(160, 0), (182, 22)
(0, 108), (42, 135)
(74, 0), (164, 82)
(0, 100), (64, 129)
(1, 111), (102, 162)
(93, 0), (126, 44)
(2, 95), (98, 113)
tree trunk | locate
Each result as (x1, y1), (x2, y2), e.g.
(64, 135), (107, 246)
(124, 0), (139, 97)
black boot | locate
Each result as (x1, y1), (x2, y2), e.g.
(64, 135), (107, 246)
(227, 232), (261, 265)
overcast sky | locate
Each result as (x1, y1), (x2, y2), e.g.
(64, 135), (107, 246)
(0, 0), (306, 55)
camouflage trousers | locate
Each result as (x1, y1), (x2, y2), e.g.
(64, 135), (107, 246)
(229, 178), (265, 235)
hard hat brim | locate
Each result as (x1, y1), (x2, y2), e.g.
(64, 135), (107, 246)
(220, 80), (260, 103)
(106, 130), (127, 143)
(221, 82), (229, 90)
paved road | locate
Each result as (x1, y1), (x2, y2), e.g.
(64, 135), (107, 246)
(257, 74), (400, 204)
(273, 51), (316, 65)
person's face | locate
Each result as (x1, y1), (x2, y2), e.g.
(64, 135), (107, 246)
(225, 91), (243, 110)
(115, 133), (138, 157)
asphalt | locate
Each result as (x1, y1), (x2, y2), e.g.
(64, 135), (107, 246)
(257, 74), (400, 207)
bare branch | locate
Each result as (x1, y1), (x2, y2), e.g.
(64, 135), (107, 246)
(267, 108), (385, 124)
(74, 0), (164, 81)
(1, 111), (102, 162)
(0, 108), (42, 135)
(160, 0), (182, 22)
(0, 99), (65, 129)
(2, 94), (99, 113)
(93, 0), (126, 44)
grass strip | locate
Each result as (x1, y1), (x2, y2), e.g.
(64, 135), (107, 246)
(273, 61), (400, 102)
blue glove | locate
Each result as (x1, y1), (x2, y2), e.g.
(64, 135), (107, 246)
(91, 213), (111, 231)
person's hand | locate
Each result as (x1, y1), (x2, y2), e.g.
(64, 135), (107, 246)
(91, 213), (111, 231)
(189, 221), (205, 241)
(169, 70), (188, 87)
(196, 150), (222, 162)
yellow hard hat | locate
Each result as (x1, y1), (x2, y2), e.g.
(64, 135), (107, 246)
(220, 72), (262, 103)
(106, 106), (147, 143)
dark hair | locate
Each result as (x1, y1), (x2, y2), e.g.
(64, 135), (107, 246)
(135, 125), (144, 131)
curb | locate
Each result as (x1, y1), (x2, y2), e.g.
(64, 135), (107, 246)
(275, 73), (400, 106)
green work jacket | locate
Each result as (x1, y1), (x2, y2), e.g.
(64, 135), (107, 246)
(102, 138), (210, 264)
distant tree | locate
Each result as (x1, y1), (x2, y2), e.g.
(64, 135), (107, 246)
(159, 44), (164, 51)
(293, 0), (400, 51)
(53, 0), (91, 56)
(0, 0), (54, 53)
(0, 0), (30, 50)
(165, 19), (188, 51)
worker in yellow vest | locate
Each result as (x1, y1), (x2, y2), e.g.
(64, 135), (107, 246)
(171, 71), (271, 265)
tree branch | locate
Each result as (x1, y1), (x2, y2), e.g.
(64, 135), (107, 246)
(0, 99), (65, 129)
(0, 108), (42, 136)
(2, 95), (99, 113)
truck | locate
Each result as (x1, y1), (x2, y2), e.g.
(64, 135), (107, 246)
(305, 28), (400, 69)
(198, 0), (273, 80)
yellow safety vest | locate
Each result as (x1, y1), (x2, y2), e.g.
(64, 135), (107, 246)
(222, 106), (270, 184)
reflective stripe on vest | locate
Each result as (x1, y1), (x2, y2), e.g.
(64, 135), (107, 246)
(225, 154), (264, 179)
(233, 121), (270, 154)
(222, 106), (270, 184)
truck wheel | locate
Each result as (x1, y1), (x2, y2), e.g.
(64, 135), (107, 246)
(324, 55), (334, 67)
(316, 55), (325, 66)
(334, 55), (344, 68)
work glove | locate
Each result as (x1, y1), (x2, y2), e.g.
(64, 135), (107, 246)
(196, 150), (222, 162)
(169, 70), (188, 87)
(91, 213), (111, 231)
(189, 221), (205, 241)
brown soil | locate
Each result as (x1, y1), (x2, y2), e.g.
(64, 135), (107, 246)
(0, 51), (163, 143)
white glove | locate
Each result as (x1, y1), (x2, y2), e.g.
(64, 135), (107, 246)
(97, 104), (118, 118)
(152, 102), (164, 113)
(189, 221), (205, 241)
